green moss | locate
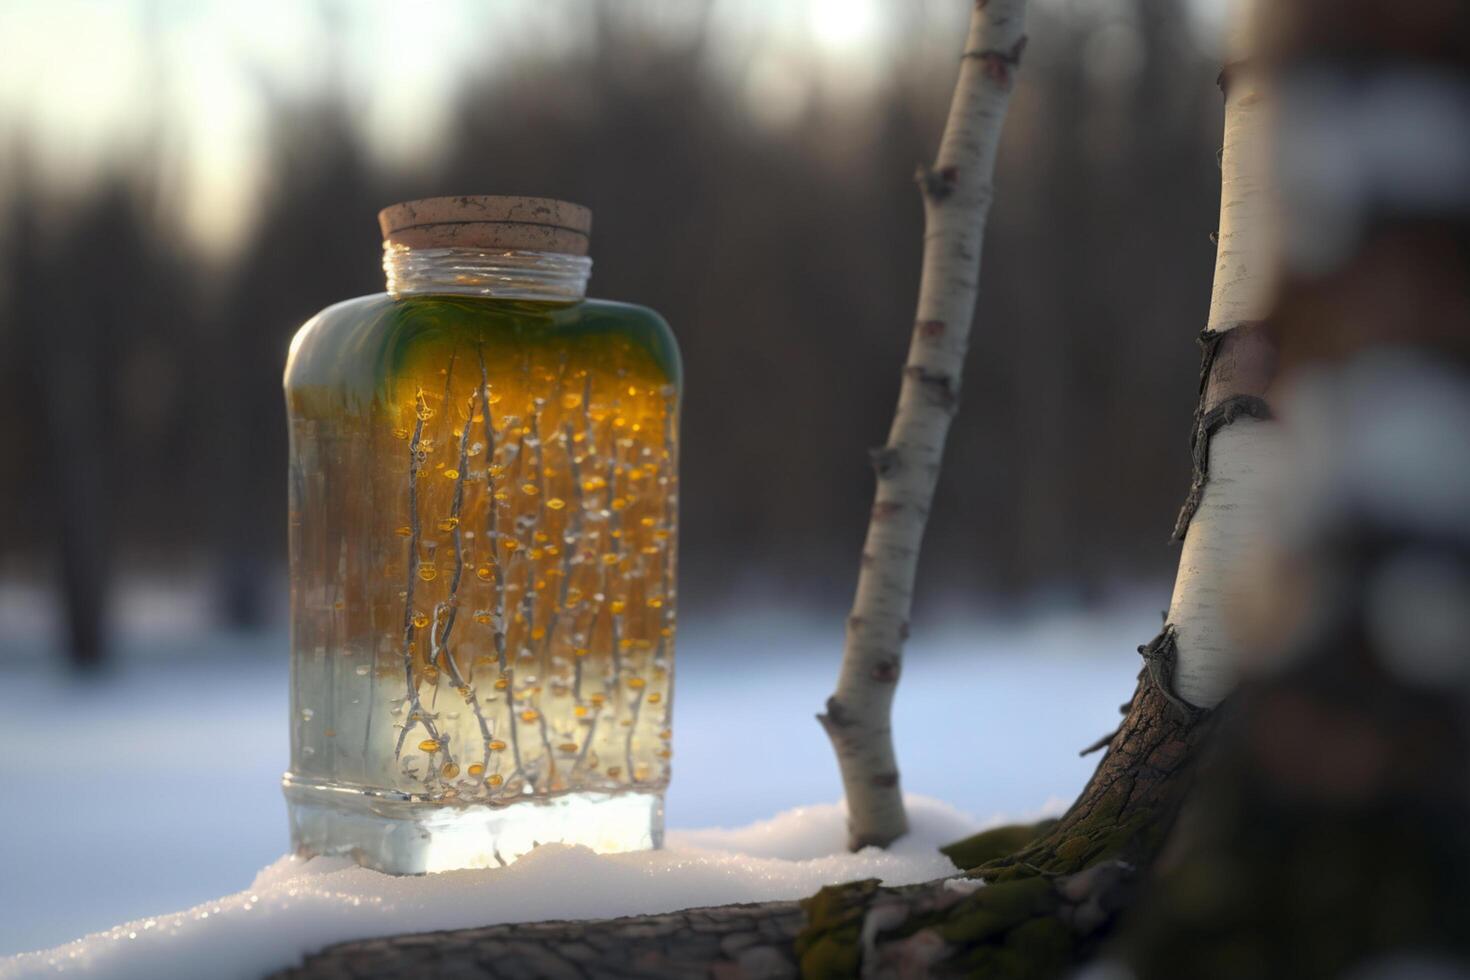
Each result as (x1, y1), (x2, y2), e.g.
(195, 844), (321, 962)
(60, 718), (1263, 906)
(940, 907), (1076, 979)
(1053, 836), (1091, 863)
(937, 877), (1055, 945)
(796, 879), (880, 980)
(940, 820), (1057, 871)
(1006, 916), (1076, 975)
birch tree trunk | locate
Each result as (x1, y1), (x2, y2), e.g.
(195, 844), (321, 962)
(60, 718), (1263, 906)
(946, 0), (1274, 882)
(1163, 9), (1281, 710)
(820, 0), (1029, 851)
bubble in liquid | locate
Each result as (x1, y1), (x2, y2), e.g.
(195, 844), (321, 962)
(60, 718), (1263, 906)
(475, 564), (494, 581)
(487, 774), (504, 787)
(520, 482), (540, 496)
(411, 611), (430, 629)
(558, 742), (579, 753)
(546, 498), (567, 511)
(395, 526), (412, 537)
(443, 469), (460, 480)
(418, 739), (441, 753)
(441, 763), (460, 779)
(438, 517), (459, 532)
(467, 763), (485, 777)
(520, 709), (540, 723)
(488, 739), (507, 751)
(418, 564), (438, 582)
(609, 599), (627, 615)
(648, 693), (663, 704)
(601, 554), (619, 566)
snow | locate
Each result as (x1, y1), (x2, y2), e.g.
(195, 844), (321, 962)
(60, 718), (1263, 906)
(0, 585), (1153, 973)
(1, 796), (1022, 980)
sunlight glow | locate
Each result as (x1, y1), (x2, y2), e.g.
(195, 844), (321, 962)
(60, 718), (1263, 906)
(807, 0), (880, 53)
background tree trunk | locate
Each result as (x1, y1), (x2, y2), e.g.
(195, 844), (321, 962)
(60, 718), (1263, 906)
(821, 0), (1030, 852)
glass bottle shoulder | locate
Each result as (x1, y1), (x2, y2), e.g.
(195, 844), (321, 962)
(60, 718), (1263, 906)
(284, 293), (680, 406)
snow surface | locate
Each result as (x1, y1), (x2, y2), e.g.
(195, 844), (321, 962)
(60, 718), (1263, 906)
(0, 585), (1153, 969)
(0, 796), (1022, 980)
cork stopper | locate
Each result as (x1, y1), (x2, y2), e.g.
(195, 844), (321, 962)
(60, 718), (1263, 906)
(378, 196), (592, 256)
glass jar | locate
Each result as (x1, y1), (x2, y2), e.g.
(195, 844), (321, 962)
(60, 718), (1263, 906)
(282, 197), (680, 873)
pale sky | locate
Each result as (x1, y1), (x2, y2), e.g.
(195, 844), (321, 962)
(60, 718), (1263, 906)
(0, 0), (1224, 252)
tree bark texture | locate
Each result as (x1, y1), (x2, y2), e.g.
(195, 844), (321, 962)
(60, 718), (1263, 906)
(275, 900), (808, 980)
(821, 0), (1029, 851)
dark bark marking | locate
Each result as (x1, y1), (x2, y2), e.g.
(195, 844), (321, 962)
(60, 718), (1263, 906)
(872, 501), (905, 520)
(916, 320), (947, 340)
(904, 365), (960, 414)
(962, 36), (1028, 89)
(1170, 325), (1277, 542)
(869, 445), (900, 478)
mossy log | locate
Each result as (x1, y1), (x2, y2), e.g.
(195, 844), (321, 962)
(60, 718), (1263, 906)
(274, 861), (1136, 980)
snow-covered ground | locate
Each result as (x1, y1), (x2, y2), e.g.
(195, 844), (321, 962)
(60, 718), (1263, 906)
(1, 797), (997, 980)
(0, 586), (1153, 973)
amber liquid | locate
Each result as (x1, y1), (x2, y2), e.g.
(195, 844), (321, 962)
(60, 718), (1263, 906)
(286, 295), (678, 807)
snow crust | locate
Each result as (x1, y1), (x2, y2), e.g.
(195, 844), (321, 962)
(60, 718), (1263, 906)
(0, 796), (1047, 980)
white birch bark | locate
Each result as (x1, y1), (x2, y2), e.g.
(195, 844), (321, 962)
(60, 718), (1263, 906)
(820, 0), (1028, 850)
(1169, 420), (1286, 706)
(1206, 43), (1272, 334)
(1169, 5), (1281, 709)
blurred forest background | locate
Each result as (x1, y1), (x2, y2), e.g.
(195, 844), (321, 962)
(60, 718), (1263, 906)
(0, 0), (1226, 666)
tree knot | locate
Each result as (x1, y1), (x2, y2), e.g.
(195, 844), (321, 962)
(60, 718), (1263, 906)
(915, 164), (960, 202)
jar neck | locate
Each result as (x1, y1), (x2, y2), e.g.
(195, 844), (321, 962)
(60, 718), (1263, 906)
(383, 243), (592, 301)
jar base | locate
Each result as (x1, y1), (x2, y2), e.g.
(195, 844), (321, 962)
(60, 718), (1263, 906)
(283, 775), (665, 874)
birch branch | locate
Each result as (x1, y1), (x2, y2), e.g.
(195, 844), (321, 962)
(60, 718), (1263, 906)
(819, 0), (1029, 850)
